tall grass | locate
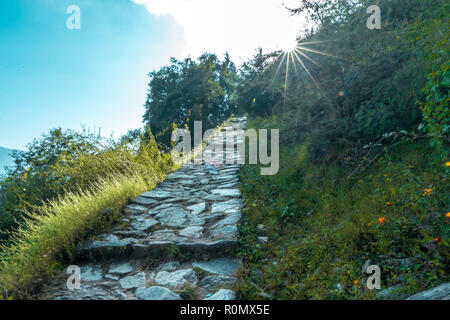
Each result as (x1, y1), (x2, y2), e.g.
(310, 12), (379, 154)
(0, 118), (231, 299)
(238, 118), (449, 299)
(0, 174), (153, 299)
(0, 133), (176, 298)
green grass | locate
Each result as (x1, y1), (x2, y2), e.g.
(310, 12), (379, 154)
(237, 117), (449, 300)
(0, 173), (164, 299)
(0, 118), (230, 299)
(0, 137), (178, 299)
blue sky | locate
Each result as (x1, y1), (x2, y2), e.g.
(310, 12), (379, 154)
(0, 0), (304, 150)
(0, 0), (185, 150)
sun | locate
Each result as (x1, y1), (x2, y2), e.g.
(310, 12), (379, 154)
(280, 36), (298, 52)
(263, 37), (340, 110)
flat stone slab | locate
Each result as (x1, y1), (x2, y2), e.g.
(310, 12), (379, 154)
(53, 284), (115, 300)
(187, 215), (206, 226)
(152, 203), (173, 211)
(212, 199), (243, 213)
(130, 218), (159, 232)
(187, 202), (206, 215)
(204, 194), (227, 201)
(179, 226), (204, 238)
(125, 204), (149, 214)
(177, 240), (239, 253)
(109, 262), (134, 275)
(155, 208), (189, 227)
(193, 258), (241, 276)
(131, 197), (158, 206)
(140, 190), (171, 199)
(156, 261), (180, 272)
(219, 182), (239, 188)
(407, 283), (450, 300)
(113, 230), (147, 239)
(213, 225), (238, 240)
(105, 274), (120, 281)
(146, 230), (184, 242)
(166, 173), (193, 180)
(131, 242), (173, 258)
(136, 286), (182, 300)
(211, 189), (241, 197)
(119, 272), (146, 289)
(201, 276), (237, 291)
(212, 213), (242, 228)
(77, 235), (132, 252)
(214, 175), (238, 181)
(80, 264), (103, 281)
(154, 269), (198, 288)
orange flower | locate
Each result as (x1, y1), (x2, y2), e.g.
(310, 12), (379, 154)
(423, 188), (432, 196)
(354, 280), (359, 285)
(445, 161), (450, 167)
(434, 238), (440, 243)
(446, 212), (450, 219)
(378, 217), (386, 224)
(386, 202), (392, 207)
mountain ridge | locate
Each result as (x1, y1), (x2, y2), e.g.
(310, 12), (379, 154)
(0, 147), (16, 174)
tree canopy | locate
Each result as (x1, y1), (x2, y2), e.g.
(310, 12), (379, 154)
(143, 53), (238, 146)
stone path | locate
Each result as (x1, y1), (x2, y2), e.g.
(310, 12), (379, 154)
(46, 117), (247, 300)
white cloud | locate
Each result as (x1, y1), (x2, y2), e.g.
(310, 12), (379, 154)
(131, 0), (306, 62)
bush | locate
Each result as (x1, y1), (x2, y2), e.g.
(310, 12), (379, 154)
(0, 128), (175, 298)
(0, 174), (152, 298)
(0, 128), (172, 242)
(236, 0), (448, 163)
(238, 119), (449, 299)
(421, 62), (450, 151)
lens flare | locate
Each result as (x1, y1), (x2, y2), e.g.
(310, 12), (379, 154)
(280, 37), (298, 53)
(268, 39), (341, 109)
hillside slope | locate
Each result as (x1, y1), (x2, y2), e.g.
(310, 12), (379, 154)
(0, 147), (15, 174)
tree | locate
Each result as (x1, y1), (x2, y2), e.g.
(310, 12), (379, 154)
(143, 53), (238, 147)
(236, 48), (282, 117)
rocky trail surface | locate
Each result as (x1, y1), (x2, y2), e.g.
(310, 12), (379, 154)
(46, 117), (247, 300)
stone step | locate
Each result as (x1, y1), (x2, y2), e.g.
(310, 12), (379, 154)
(47, 117), (247, 301)
(76, 238), (239, 260)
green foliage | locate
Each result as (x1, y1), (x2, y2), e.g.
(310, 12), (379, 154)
(421, 62), (450, 151)
(238, 119), (449, 300)
(236, 0), (449, 300)
(0, 0), (447, 301)
(143, 53), (238, 147)
(0, 128), (173, 242)
(237, 0), (448, 162)
(0, 129), (102, 238)
(0, 174), (153, 299)
(235, 49), (282, 117)
(0, 128), (175, 298)
(406, 0), (450, 152)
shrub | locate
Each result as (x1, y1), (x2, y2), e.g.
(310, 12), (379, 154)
(0, 128), (175, 298)
(238, 118), (449, 300)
